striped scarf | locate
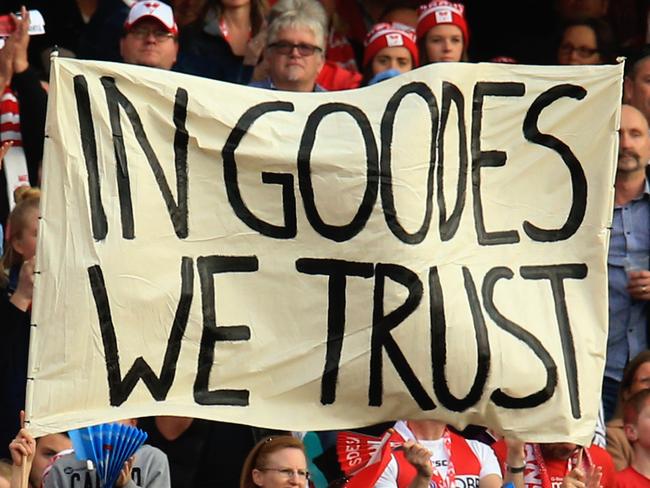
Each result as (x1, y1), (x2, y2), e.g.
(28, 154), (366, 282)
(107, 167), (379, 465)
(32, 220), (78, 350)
(1, 86), (30, 210)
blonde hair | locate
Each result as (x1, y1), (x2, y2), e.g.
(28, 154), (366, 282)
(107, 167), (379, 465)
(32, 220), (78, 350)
(0, 459), (11, 483)
(240, 436), (306, 488)
(1, 187), (41, 285)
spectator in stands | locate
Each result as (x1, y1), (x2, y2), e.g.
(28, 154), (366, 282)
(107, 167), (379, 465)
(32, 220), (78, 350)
(250, 0), (327, 92)
(492, 439), (615, 487)
(313, 0), (362, 91)
(0, 9), (47, 233)
(138, 416), (259, 488)
(416, 0), (468, 64)
(346, 420), (524, 488)
(615, 388), (650, 485)
(607, 350), (650, 470)
(174, 0), (268, 83)
(0, 189), (38, 461)
(9, 426), (71, 488)
(602, 105), (650, 422)
(43, 420), (171, 488)
(120, 1), (178, 71)
(7, 424), (34, 488)
(624, 50), (650, 127)
(240, 435), (309, 488)
(361, 22), (417, 86)
(556, 18), (617, 65)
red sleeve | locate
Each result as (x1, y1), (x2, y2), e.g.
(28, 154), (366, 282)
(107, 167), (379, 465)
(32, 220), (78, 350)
(490, 439), (508, 475)
(588, 445), (616, 488)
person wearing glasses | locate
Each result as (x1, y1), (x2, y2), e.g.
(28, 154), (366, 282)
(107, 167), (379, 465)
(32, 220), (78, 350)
(556, 17), (616, 65)
(240, 436), (310, 488)
(250, 0), (327, 92)
(120, 1), (179, 71)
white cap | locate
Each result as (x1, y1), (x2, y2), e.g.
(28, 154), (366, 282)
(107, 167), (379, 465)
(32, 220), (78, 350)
(124, 1), (177, 35)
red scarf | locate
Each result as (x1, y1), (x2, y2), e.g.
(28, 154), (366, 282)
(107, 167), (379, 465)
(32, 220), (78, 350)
(523, 444), (593, 488)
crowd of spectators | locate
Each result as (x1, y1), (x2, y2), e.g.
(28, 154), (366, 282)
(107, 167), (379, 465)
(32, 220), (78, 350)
(2, 0), (650, 487)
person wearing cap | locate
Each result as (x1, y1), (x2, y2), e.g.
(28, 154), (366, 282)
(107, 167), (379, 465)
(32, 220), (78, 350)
(416, 0), (469, 64)
(250, 0), (327, 92)
(120, 1), (179, 71)
(361, 22), (418, 86)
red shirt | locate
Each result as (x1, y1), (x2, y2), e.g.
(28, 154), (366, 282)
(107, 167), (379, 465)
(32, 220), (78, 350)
(492, 441), (616, 488)
(615, 466), (650, 487)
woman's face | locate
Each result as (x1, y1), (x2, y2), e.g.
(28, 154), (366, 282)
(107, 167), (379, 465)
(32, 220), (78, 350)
(557, 25), (602, 65)
(424, 24), (463, 63)
(371, 46), (413, 76)
(626, 362), (650, 399)
(252, 448), (308, 488)
(13, 206), (39, 261)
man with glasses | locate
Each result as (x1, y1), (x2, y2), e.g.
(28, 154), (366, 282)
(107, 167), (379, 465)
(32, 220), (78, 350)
(250, 0), (327, 93)
(120, 1), (178, 71)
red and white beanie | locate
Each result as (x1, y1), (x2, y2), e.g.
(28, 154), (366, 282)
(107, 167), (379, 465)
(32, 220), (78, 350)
(416, 1), (469, 46)
(363, 23), (419, 68)
(124, 1), (178, 35)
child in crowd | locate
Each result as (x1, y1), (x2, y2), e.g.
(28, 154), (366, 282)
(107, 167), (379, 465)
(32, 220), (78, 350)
(616, 389), (650, 486)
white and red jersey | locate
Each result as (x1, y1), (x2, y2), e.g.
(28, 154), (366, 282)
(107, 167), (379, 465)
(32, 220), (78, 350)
(341, 421), (500, 488)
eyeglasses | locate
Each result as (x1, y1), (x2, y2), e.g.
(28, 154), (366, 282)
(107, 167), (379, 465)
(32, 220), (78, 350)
(268, 41), (322, 56)
(128, 27), (175, 41)
(258, 467), (311, 480)
(558, 43), (598, 59)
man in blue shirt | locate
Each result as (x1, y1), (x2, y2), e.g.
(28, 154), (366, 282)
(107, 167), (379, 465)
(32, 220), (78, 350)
(250, 0), (327, 93)
(604, 104), (650, 420)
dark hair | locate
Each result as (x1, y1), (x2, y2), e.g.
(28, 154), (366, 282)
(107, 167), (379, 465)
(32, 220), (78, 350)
(378, 1), (418, 23)
(240, 436), (306, 488)
(557, 17), (617, 64)
(175, 0), (269, 34)
(627, 45), (650, 79)
(614, 350), (650, 418)
(623, 388), (650, 425)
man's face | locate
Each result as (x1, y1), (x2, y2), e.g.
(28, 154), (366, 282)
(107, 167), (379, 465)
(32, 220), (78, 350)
(265, 27), (324, 91)
(30, 433), (72, 488)
(120, 18), (178, 70)
(625, 58), (650, 125)
(618, 104), (650, 175)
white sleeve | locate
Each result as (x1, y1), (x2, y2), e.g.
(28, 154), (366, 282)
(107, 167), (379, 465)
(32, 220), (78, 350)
(374, 457), (399, 488)
(467, 440), (501, 479)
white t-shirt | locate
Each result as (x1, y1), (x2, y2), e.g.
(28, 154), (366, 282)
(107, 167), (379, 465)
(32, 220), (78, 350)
(374, 437), (501, 488)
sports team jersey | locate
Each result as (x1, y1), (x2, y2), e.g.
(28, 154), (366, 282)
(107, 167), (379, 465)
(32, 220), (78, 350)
(614, 466), (650, 487)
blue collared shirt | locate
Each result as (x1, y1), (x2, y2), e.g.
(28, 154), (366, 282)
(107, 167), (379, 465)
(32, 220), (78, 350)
(249, 78), (326, 92)
(606, 180), (650, 381)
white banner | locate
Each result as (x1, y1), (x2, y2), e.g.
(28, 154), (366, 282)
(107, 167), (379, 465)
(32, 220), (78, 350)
(28, 59), (623, 444)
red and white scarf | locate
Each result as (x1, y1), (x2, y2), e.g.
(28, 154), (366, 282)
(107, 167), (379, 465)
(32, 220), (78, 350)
(1, 86), (30, 209)
(523, 443), (593, 488)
